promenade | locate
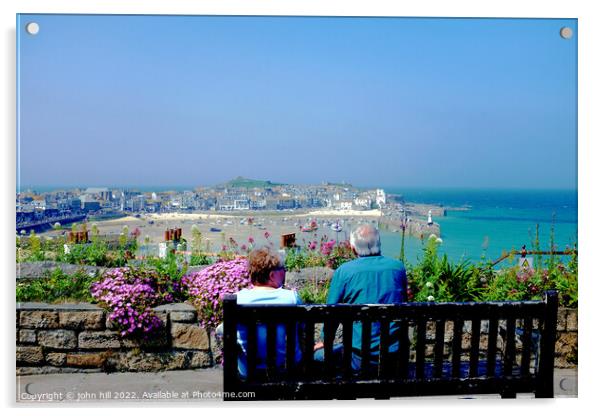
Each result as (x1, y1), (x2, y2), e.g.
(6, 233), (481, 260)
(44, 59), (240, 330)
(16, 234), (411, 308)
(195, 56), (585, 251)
(15, 368), (577, 403)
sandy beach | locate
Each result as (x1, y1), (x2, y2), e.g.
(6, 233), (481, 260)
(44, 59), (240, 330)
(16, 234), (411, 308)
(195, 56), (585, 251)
(41, 209), (383, 253)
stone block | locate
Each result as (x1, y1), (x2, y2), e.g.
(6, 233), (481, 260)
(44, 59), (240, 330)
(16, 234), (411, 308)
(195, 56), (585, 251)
(556, 309), (567, 331)
(16, 366), (101, 376)
(19, 311), (59, 329)
(555, 332), (578, 358)
(120, 332), (169, 349)
(105, 315), (117, 330)
(156, 311), (168, 325)
(189, 351), (212, 368)
(45, 352), (67, 366)
(566, 309), (578, 331)
(78, 331), (121, 349)
(17, 366), (62, 376)
(66, 352), (109, 368)
(59, 310), (105, 330)
(170, 311), (196, 322)
(19, 329), (37, 344)
(37, 330), (77, 349)
(109, 351), (187, 372)
(171, 323), (209, 350)
(16, 346), (44, 364)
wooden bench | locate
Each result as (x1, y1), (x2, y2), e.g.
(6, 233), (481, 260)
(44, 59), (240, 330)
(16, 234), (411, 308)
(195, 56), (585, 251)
(222, 290), (558, 400)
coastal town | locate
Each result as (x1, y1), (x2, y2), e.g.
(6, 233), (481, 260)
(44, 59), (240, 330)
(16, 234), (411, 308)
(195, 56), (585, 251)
(15, 178), (448, 256)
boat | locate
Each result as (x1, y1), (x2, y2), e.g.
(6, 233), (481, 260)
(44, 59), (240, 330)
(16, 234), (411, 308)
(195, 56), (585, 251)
(330, 222), (343, 232)
(209, 227), (221, 232)
(301, 219), (318, 232)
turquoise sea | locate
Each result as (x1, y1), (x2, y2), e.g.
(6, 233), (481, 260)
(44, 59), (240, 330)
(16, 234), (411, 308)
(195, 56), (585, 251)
(378, 188), (578, 266)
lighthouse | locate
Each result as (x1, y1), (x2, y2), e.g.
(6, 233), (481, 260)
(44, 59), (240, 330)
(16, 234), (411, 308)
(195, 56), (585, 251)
(427, 209), (433, 225)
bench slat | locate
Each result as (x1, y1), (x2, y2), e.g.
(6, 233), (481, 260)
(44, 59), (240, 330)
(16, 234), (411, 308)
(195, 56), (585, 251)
(361, 320), (372, 377)
(520, 318), (533, 376)
(469, 319), (481, 377)
(378, 320), (390, 378)
(303, 320), (314, 377)
(247, 321), (258, 381)
(286, 321), (297, 379)
(504, 318), (517, 376)
(415, 318), (426, 379)
(487, 316), (499, 377)
(266, 322), (277, 379)
(397, 320), (409, 379)
(342, 320), (353, 379)
(323, 320), (337, 379)
(222, 295), (239, 395)
(433, 319), (445, 378)
(231, 302), (546, 323)
(451, 318), (463, 378)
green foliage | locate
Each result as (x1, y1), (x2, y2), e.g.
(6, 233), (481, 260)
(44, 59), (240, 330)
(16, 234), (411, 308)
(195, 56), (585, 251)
(119, 226), (129, 248)
(224, 176), (284, 188)
(407, 235), (578, 308)
(284, 241), (356, 271)
(293, 278), (331, 304)
(57, 240), (129, 267)
(190, 225), (203, 254)
(285, 249), (325, 271)
(16, 268), (96, 303)
(27, 231), (45, 261)
(190, 253), (212, 266)
(145, 251), (188, 282)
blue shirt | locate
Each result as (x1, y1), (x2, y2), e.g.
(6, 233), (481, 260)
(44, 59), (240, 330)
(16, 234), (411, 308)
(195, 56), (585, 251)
(326, 255), (407, 367)
(236, 288), (302, 379)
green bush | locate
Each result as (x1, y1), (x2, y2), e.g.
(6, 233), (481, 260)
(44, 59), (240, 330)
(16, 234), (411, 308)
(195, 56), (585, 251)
(291, 278), (331, 304)
(16, 268), (97, 303)
(190, 253), (212, 266)
(407, 236), (578, 308)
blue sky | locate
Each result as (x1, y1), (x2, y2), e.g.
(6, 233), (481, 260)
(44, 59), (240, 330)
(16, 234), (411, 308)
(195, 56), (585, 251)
(17, 15), (577, 189)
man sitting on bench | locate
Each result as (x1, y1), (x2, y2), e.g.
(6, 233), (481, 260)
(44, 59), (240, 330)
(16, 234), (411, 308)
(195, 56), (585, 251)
(314, 224), (408, 372)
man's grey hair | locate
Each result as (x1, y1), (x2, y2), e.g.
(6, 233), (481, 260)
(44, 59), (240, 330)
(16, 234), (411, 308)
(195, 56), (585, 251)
(350, 224), (381, 256)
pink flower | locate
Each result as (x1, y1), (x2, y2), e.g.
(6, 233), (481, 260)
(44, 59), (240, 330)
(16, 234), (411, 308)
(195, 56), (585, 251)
(181, 257), (250, 328)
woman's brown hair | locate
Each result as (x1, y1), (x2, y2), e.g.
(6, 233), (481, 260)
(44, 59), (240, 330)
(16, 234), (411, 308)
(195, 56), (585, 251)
(248, 247), (283, 285)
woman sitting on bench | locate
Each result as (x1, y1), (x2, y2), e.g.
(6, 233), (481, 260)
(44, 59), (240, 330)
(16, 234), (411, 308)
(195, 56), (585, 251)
(234, 247), (302, 379)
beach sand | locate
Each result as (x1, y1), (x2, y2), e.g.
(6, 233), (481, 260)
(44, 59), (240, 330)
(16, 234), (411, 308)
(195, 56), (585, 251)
(41, 209), (383, 252)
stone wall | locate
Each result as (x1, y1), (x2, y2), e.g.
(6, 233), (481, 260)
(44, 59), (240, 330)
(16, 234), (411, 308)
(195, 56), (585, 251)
(555, 308), (578, 368)
(16, 303), (576, 375)
(16, 302), (219, 375)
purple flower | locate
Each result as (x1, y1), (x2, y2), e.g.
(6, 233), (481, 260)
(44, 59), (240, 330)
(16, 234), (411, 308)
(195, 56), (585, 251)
(180, 257), (251, 328)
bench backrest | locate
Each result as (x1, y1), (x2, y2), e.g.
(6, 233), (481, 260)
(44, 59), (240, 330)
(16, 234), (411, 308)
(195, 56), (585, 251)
(222, 290), (558, 400)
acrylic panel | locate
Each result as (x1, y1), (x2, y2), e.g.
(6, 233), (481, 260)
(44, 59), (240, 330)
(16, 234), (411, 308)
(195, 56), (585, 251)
(16, 14), (577, 402)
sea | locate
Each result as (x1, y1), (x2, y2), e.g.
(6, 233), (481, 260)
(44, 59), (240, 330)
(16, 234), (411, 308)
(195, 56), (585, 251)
(379, 188), (578, 266)
(21, 185), (578, 266)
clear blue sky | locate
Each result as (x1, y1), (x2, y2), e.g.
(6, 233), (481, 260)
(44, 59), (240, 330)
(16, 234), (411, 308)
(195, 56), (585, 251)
(17, 15), (577, 189)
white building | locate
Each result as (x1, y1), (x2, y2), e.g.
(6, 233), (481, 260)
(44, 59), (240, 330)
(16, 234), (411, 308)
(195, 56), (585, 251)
(376, 189), (386, 207)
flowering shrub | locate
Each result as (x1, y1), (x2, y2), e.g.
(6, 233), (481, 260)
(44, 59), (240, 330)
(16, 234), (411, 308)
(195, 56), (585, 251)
(407, 236), (578, 307)
(181, 257), (251, 328)
(91, 267), (177, 337)
(285, 238), (356, 271)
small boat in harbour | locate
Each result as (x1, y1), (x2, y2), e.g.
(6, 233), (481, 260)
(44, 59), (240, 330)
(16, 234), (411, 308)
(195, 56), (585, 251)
(330, 221), (343, 232)
(302, 219), (318, 232)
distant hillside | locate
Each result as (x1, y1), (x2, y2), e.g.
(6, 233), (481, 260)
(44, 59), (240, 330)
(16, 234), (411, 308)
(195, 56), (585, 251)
(222, 177), (285, 189)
